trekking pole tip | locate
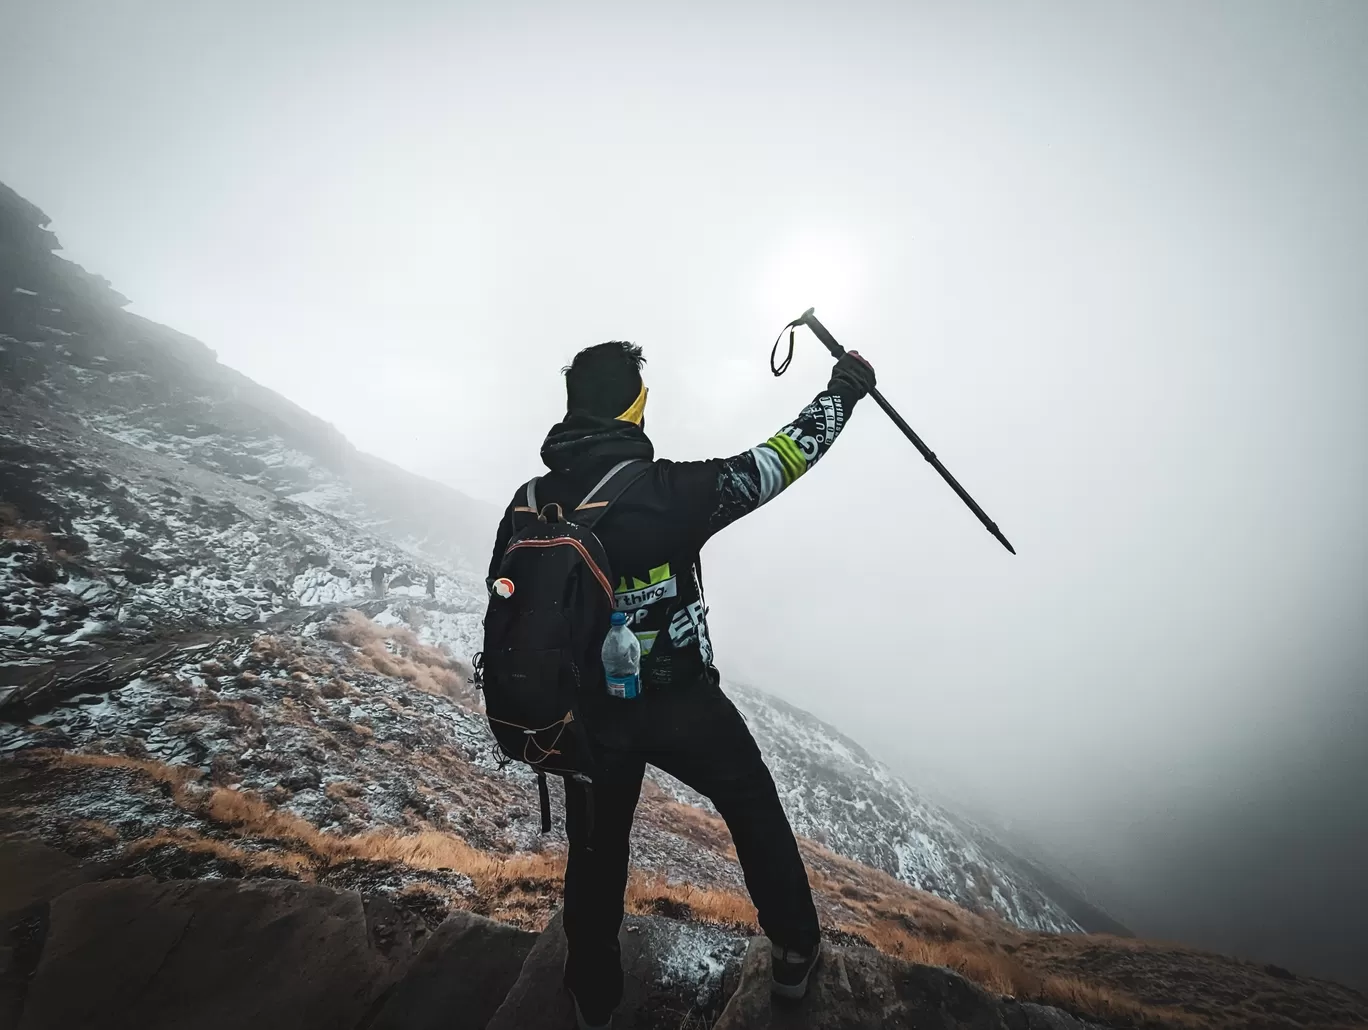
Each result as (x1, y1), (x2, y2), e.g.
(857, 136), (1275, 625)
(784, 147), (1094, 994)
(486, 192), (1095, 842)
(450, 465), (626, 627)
(986, 521), (1016, 554)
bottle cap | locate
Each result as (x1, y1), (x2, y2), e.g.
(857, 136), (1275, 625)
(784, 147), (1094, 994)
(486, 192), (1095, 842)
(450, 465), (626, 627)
(610, 611), (627, 626)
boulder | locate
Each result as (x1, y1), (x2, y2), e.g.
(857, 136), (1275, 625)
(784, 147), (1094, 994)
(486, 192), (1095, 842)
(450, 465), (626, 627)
(485, 910), (747, 1030)
(0, 836), (108, 1029)
(0, 835), (105, 920)
(17, 876), (421, 1030)
(364, 909), (536, 1030)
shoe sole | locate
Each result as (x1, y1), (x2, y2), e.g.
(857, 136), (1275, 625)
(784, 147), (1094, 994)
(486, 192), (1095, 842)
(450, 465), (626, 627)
(572, 996), (611, 1030)
(564, 955), (611, 1030)
(772, 946), (821, 1000)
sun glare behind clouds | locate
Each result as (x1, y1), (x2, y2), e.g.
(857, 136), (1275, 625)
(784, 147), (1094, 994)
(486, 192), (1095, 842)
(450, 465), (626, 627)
(757, 227), (867, 326)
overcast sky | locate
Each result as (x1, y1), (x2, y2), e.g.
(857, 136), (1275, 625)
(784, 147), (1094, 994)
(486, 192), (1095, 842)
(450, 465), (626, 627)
(5, 0), (1366, 987)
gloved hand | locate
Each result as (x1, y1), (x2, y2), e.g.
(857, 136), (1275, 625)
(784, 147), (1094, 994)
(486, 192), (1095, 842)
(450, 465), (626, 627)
(828, 350), (876, 399)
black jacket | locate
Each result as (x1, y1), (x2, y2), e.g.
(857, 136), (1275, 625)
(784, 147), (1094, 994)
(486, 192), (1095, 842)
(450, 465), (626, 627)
(488, 373), (867, 688)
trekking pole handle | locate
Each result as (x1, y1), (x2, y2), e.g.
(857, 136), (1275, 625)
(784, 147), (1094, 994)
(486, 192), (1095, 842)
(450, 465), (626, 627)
(797, 308), (846, 359)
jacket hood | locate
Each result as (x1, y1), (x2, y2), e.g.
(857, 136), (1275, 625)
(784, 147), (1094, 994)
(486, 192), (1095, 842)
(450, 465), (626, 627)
(539, 414), (654, 474)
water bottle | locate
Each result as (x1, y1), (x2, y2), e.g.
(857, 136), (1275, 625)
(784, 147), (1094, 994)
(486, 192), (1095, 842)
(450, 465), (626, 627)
(602, 611), (641, 699)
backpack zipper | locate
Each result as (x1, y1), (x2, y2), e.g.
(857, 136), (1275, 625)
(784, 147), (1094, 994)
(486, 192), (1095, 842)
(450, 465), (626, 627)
(504, 537), (614, 599)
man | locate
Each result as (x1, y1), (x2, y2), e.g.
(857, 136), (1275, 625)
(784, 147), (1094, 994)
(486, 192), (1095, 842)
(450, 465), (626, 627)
(487, 340), (876, 1028)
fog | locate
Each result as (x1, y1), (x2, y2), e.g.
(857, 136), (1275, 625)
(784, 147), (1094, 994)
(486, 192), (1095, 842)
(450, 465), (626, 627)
(5, 0), (1366, 987)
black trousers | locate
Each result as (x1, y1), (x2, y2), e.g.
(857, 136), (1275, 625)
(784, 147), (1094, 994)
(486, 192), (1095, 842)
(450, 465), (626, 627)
(561, 678), (821, 1016)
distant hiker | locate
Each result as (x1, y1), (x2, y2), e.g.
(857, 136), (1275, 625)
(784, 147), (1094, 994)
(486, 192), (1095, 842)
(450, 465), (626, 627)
(483, 340), (875, 1028)
(426, 571), (436, 598)
(370, 564), (386, 597)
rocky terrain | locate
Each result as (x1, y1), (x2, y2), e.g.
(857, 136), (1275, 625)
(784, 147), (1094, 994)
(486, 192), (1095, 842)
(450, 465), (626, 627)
(4, 181), (1367, 1028)
(2, 834), (1121, 1030)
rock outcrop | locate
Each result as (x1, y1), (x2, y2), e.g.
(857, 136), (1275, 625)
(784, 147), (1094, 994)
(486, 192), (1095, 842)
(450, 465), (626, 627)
(367, 909), (537, 1030)
(485, 910), (747, 1030)
(0, 834), (536, 1030)
(23, 877), (412, 1030)
(1, 834), (1109, 1030)
(481, 908), (1103, 1030)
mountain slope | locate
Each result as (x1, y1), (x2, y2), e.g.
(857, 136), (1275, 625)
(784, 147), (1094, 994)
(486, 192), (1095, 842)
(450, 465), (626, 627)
(2, 181), (1076, 931)
(0, 180), (495, 577)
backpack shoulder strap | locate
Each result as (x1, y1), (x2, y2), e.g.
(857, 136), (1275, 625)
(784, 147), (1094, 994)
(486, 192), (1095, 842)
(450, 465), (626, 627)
(574, 459), (651, 529)
(510, 478), (540, 527)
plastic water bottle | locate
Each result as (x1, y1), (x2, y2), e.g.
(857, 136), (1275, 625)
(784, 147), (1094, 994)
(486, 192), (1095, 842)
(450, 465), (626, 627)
(602, 611), (641, 699)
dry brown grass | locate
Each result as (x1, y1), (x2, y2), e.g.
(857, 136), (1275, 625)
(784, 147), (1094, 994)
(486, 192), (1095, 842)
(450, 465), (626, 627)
(204, 696), (264, 731)
(63, 818), (121, 856)
(320, 678), (350, 699)
(801, 846), (991, 943)
(26, 752), (1351, 1029)
(69, 819), (120, 844)
(176, 780), (564, 902)
(1035, 975), (1200, 1028)
(626, 873), (759, 930)
(326, 610), (470, 700)
(774, 830), (1209, 1025)
(829, 910), (1030, 996)
(202, 786), (318, 840)
(48, 750), (203, 788)
(125, 828), (314, 878)
(249, 635), (298, 664)
(644, 797), (738, 857)
(42, 755), (562, 910)
(839, 917), (1200, 1026)
(1, 524), (52, 544)
(343, 828), (563, 885)
(0, 503), (53, 543)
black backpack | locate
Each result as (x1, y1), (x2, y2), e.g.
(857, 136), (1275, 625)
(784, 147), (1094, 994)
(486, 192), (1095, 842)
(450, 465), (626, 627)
(478, 458), (650, 831)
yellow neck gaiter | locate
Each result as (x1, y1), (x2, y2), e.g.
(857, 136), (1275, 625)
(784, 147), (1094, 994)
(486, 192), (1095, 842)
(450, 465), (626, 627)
(616, 382), (648, 425)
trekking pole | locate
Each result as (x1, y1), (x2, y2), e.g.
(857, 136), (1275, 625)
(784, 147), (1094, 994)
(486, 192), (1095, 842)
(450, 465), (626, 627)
(773, 308), (1017, 555)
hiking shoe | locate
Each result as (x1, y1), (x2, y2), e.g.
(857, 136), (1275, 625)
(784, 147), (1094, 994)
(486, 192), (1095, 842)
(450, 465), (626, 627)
(569, 992), (612, 1030)
(771, 941), (821, 1000)
(562, 960), (613, 1030)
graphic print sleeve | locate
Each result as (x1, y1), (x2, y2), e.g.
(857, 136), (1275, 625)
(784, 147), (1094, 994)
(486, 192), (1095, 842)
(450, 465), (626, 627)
(664, 377), (867, 545)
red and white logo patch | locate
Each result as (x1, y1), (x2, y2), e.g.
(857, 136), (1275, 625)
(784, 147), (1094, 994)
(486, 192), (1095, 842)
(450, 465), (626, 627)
(492, 577), (515, 599)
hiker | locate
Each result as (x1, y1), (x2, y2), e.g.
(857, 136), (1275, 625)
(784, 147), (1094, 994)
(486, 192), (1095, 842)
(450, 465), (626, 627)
(485, 340), (875, 1028)
(370, 564), (386, 597)
(426, 571), (436, 598)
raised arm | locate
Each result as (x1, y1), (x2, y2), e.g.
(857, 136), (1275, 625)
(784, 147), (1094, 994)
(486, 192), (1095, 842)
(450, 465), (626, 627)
(666, 352), (877, 542)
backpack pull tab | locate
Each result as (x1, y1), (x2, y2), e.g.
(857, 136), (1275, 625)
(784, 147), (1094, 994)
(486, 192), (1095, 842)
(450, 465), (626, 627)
(537, 771), (552, 833)
(538, 503), (564, 523)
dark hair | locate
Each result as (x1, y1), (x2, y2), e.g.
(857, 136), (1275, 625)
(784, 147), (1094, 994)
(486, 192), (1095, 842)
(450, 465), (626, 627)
(563, 341), (646, 417)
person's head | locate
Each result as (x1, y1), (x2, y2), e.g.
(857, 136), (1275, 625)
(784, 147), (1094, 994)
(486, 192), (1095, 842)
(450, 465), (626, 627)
(563, 341), (648, 425)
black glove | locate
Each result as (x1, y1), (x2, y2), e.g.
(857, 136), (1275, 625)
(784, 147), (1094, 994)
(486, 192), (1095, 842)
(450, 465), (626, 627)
(828, 350), (876, 399)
